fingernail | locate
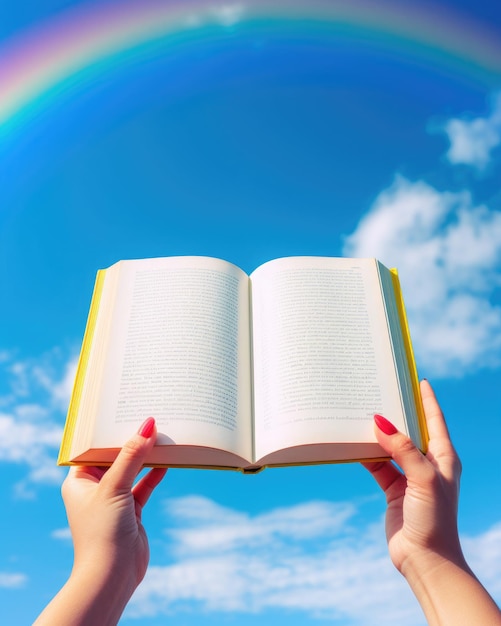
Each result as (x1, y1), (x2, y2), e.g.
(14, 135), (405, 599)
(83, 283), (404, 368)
(374, 414), (398, 435)
(138, 417), (155, 438)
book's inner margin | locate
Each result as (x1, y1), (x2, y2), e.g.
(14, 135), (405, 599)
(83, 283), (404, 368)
(248, 276), (257, 466)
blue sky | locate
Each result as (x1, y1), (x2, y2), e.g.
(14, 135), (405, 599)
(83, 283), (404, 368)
(1, 0), (501, 624)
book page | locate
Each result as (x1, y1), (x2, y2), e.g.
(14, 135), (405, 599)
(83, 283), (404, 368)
(250, 257), (407, 461)
(90, 257), (252, 460)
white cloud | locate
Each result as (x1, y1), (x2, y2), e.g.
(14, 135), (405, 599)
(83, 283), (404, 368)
(128, 496), (501, 624)
(0, 413), (62, 463)
(0, 411), (64, 492)
(33, 354), (78, 412)
(0, 350), (12, 363)
(444, 92), (501, 169)
(0, 349), (77, 490)
(343, 175), (501, 377)
(129, 497), (421, 624)
(0, 572), (27, 588)
(463, 521), (501, 598)
(51, 527), (72, 541)
(165, 496), (357, 565)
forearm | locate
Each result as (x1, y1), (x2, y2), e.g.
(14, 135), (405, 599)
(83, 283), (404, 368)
(403, 551), (501, 626)
(34, 564), (137, 626)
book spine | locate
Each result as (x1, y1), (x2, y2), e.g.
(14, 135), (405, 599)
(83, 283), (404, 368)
(57, 270), (107, 465)
(390, 269), (429, 451)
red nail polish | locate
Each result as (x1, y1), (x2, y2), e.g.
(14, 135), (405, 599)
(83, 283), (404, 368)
(138, 417), (155, 438)
(374, 414), (398, 435)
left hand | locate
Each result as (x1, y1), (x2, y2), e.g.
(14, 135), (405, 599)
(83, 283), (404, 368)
(62, 417), (167, 589)
(34, 417), (167, 626)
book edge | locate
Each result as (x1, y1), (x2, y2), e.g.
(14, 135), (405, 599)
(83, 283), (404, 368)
(389, 269), (429, 452)
(58, 457), (392, 473)
(57, 270), (107, 465)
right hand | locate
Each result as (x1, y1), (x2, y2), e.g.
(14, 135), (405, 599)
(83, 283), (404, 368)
(363, 379), (464, 574)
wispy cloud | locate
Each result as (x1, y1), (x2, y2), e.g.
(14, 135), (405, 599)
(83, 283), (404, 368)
(0, 349), (77, 493)
(463, 521), (501, 598)
(32, 354), (78, 413)
(128, 496), (421, 624)
(128, 496), (501, 624)
(443, 92), (501, 169)
(343, 175), (501, 377)
(0, 572), (27, 588)
(51, 527), (72, 541)
(167, 496), (356, 555)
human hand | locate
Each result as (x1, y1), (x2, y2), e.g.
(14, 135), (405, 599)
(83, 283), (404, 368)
(364, 380), (501, 625)
(63, 416), (166, 587)
(35, 417), (166, 626)
(363, 379), (463, 576)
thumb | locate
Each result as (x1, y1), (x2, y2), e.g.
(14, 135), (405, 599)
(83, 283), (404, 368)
(374, 414), (431, 480)
(101, 417), (157, 494)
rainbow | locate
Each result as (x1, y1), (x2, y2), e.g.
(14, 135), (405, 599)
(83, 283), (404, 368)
(1, 0), (501, 133)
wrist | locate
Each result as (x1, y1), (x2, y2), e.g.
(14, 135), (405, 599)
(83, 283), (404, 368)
(72, 552), (140, 595)
(399, 548), (501, 626)
(34, 562), (138, 626)
(400, 542), (469, 584)
(66, 563), (137, 626)
(73, 538), (146, 588)
(400, 547), (471, 620)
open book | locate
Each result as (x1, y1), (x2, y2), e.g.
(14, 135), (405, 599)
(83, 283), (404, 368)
(58, 256), (427, 472)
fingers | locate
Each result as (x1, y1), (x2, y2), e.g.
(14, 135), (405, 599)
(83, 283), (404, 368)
(65, 465), (107, 483)
(100, 417), (158, 495)
(362, 459), (405, 495)
(420, 379), (450, 440)
(365, 380), (457, 494)
(133, 467), (167, 509)
(419, 379), (461, 481)
(377, 424), (432, 479)
(368, 412), (434, 492)
(61, 465), (108, 504)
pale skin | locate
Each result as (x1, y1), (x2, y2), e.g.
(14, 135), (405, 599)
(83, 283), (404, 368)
(35, 382), (501, 625)
(364, 379), (501, 626)
(34, 417), (166, 626)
